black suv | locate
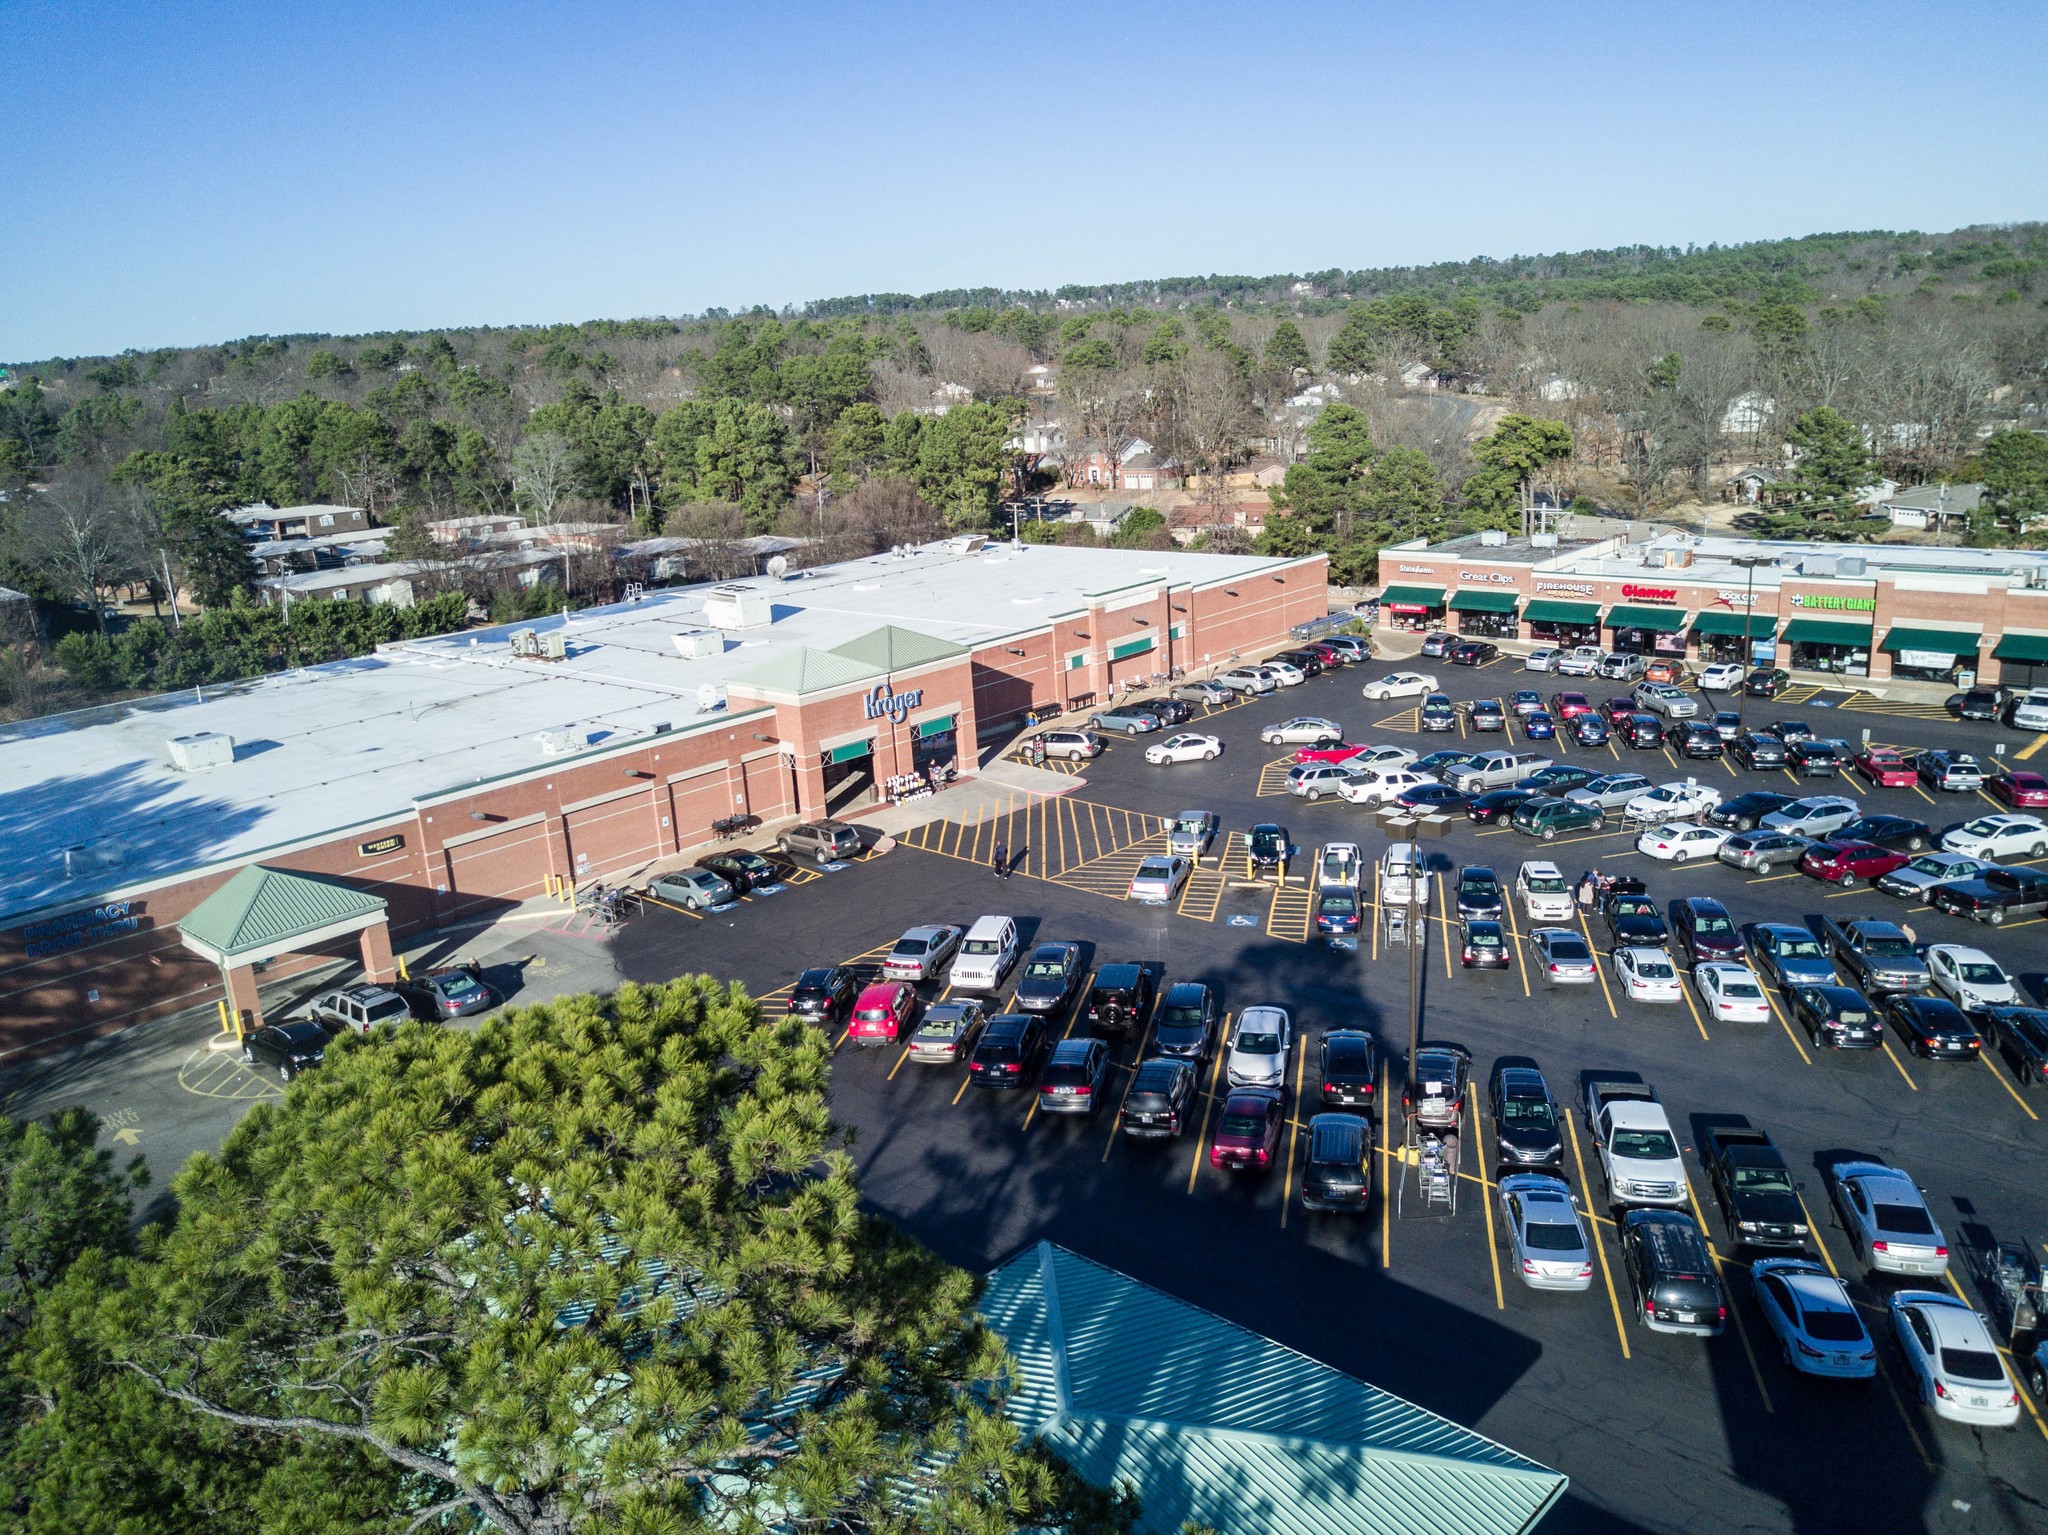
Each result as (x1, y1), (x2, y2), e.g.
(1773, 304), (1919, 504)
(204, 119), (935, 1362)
(1617, 713), (1665, 749)
(1950, 685), (2006, 722)
(1708, 789), (1794, 830)
(1455, 865), (1504, 921)
(1085, 963), (1155, 1033)
(1247, 824), (1292, 875)
(1668, 897), (1742, 969)
(1834, 814), (1931, 853)
(968, 1014), (1048, 1089)
(787, 966), (858, 1026)
(1013, 942), (1083, 1014)
(242, 1020), (331, 1081)
(1487, 1062), (1563, 1170)
(1119, 1058), (1197, 1138)
(1277, 648), (1325, 676)
(1728, 733), (1788, 772)
(1787, 738), (1847, 777)
(1665, 721), (1724, 760)
(1152, 982), (1219, 1062)
(1298, 1115), (1374, 1213)
(1317, 1029), (1377, 1110)
(1621, 1210), (1726, 1334)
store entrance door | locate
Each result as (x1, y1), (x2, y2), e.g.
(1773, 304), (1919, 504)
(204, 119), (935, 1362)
(823, 742), (875, 814)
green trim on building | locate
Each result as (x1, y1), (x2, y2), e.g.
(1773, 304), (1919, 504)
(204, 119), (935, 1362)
(1067, 652), (1088, 671)
(826, 739), (871, 765)
(1111, 634), (1157, 660)
(1522, 599), (1601, 626)
(914, 715), (955, 739)
(1605, 604), (1689, 632)
(1690, 612), (1778, 638)
(1379, 584), (1446, 607)
(826, 624), (968, 673)
(1880, 626), (1980, 655)
(1781, 617), (1873, 647)
(1992, 633), (2048, 664)
(1447, 589), (1519, 613)
(178, 866), (387, 962)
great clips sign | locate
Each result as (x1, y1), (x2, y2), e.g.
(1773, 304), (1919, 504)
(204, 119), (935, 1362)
(863, 686), (924, 724)
(1620, 583), (1678, 603)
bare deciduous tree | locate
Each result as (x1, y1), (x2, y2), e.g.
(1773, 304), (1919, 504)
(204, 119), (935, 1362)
(511, 431), (577, 525)
(4, 474), (151, 630)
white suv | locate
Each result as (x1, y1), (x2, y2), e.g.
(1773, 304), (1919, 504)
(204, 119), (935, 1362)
(1515, 860), (1575, 921)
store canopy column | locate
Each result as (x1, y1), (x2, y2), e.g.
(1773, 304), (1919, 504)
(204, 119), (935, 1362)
(178, 866), (392, 1036)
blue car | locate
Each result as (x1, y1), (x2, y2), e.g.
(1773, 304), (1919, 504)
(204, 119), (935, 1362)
(1315, 888), (1362, 934)
(1571, 713), (1610, 746)
(1522, 710), (1556, 740)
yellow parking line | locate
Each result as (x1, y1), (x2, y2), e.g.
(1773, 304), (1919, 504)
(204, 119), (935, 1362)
(1380, 1058), (1392, 1267)
(1982, 1051), (2040, 1120)
(1186, 1025), (1229, 1194)
(1280, 1034), (1310, 1228)
(1437, 873), (1453, 980)
(1474, 1084), (1505, 1310)
(1576, 911), (1619, 1019)
(1680, 979), (1712, 1043)
(1504, 891), (1531, 998)
(2016, 733), (2048, 762)
(887, 1045), (913, 1080)
(1565, 1115), (1630, 1359)
(1763, 986), (1811, 1064)
(1799, 1193), (1841, 1279)
(951, 1073), (973, 1106)
(1686, 1179), (1774, 1413)
(1879, 1038), (1919, 1090)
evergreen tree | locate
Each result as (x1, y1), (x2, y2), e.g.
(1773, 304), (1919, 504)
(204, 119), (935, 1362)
(1263, 319), (1312, 375)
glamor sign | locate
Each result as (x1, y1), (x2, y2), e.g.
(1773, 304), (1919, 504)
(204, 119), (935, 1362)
(863, 685), (925, 723)
(1620, 583), (1678, 603)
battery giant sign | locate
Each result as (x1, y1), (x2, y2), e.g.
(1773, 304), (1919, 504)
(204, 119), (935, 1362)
(1789, 594), (1876, 611)
(862, 686), (925, 724)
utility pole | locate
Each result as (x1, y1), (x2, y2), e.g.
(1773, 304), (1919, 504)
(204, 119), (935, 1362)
(1731, 554), (1770, 732)
(1405, 839), (1423, 1112)
(160, 550), (182, 631)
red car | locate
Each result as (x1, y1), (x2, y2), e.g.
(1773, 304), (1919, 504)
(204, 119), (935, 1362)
(846, 982), (920, 1046)
(1600, 696), (1639, 727)
(1798, 840), (1912, 888)
(1853, 747), (1918, 788)
(1293, 741), (1371, 765)
(1990, 771), (2048, 809)
(1550, 691), (1595, 719)
(1209, 1088), (1284, 1171)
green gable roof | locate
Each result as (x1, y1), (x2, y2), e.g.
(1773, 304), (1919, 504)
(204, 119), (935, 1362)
(981, 1243), (1565, 1535)
(827, 625), (968, 673)
(729, 646), (883, 697)
(178, 865), (387, 962)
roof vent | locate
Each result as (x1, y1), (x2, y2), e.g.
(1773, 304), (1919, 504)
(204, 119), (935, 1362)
(704, 585), (773, 629)
(1836, 556), (1866, 577)
(672, 630), (722, 659)
(167, 732), (235, 772)
(1478, 529), (1509, 546)
(63, 841), (126, 877)
(1530, 533), (1558, 548)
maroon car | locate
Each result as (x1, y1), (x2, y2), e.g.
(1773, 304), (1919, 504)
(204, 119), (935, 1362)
(1209, 1088), (1284, 1171)
(1990, 771), (2048, 810)
(1799, 840), (1912, 888)
(1549, 691), (1596, 719)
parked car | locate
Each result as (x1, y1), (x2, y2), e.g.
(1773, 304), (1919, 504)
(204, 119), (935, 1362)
(1317, 1028), (1378, 1110)
(1601, 891), (1667, 947)
(1210, 1088), (1285, 1170)
(1037, 1038), (1111, 1114)
(1989, 770), (2048, 809)
(1709, 709), (1744, 741)
(1455, 865), (1505, 920)
(1666, 721), (1725, 760)
(1334, 743), (1420, 775)
(1668, 896), (1743, 969)
(1948, 685), (2008, 722)
(908, 998), (986, 1063)
(1925, 944), (2017, 1011)
(1515, 861), (1576, 921)
(1787, 738), (1849, 777)
(1614, 946), (1684, 1004)
(1707, 790), (1796, 831)
(1884, 994), (1983, 1061)
(1637, 823), (1732, 864)
(967, 1013), (1049, 1090)
(1619, 1210), (1726, 1335)
(1468, 697), (1508, 731)
(788, 965), (862, 1028)
(1633, 681), (1698, 719)
(1289, 762), (1361, 801)
(1761, 795), (1863, 839)
(1530, 927), (1599, 984)
(1699, 662), (1745, 692)
(1890, 1293), (2022, 1427)
(1624, 780), (1722, 823)
(1979, 1006), (2048, 1090)
(1876, 850), (1995, 899)
(1322, 634), (1372, 663)
(2011, 687), (2048, 730)
(1569, 713), (1610, 746)
(1488, 1062), (1564, 1169)
(1567, 772), (1656, 811)
(1548, 690), (1596, 718)
(1524, 648), (1560, 672)
(1745, 667), (1791, 698)
(1225, 1005), (1292, 1088)
(1418, 630), (1455, 658)
(1523, 710), (1558, 739)
(1449, 639), (1500, 666)
(1404, 1044), (1472, 1126)
(1919, 750), (1987, 793)
(1831, 1161), (1950, 1277)
(1314, 887), (1362, 934)
(1615, 714), (1667, 749)
(1419, 694), (1458, 731)
(881, 923), (962, 982)
(1761, 719), (1814, 745)
(1085, 963), (1156, 1032)
(1361, 671), (1438, 700)
(776, 819), (863, 864)
(1166, 810), (1220, 858)
(1745, 923), (1836, 988)
(1146, 732), (1223, 765)
(1511, 689), (1547, 716)
(1467, 787), (1541, 825)
(309, 983), (413, 1033)
(949, 915), (1020, 991)
(650, 866), (737, 910)
(1941, 814), (2048, 860)
(1033, 728), (1106, 760)
(1173, 678), (1233, 705)
(1716, 830), (1812, 873)
(847, 981), (920, 1046)
(1127, 854), (1192, 904)
(1799, 840), (1911, 887)
(1246, 824), (1293, 876)
(1834, 814), (1932, 853)
(1599, 652), (1649, 683)
(1338, 768), (1432, 807)
(1729, 733), (1789, 772)
(1444, 749), (1553, 794)
(1854, 746), (1919, 788)
(1218, 666), (1278, 695)
(1119, 1057), (1197, 1138)
(1555, 646), (1604, 677)
(1786, 984), (1881, 1050)
(242, 1021), (331, 1081)
(1644, 657), (1692, 687)
(1599, 695), (1640, 728)
(1140, 696), (1193, 725)
(1500, 1174), (1595, 1291)
(1695, 962), (1773, 1024)
(1461, 918), (1512, 969)
(1413, 748), (1481, 778)
(1750, 1259), (1876, 1380)
(1511, 796), (1606, 841)
(1260, 715), (1344, 745)
(1276, 647), (1326, 676)
(1012, 942), (1083, 1014)
(1152, 982), (1219, 1062)
(392, 968), (497, 1022)
(1299, 1114), (1375, 1212)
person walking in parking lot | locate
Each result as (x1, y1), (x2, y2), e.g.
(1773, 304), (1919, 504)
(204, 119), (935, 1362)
(993, 838), (1008, 878)
(1576, 869), (1598, 913)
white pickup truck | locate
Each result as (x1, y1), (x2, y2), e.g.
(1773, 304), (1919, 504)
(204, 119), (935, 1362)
(1378, 842), (1430, 907)
(1582, 1080), (1688, 1209)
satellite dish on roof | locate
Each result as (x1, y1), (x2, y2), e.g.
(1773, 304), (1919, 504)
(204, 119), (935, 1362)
(696, 683), (726, 713)
(766, 555), (788, 579)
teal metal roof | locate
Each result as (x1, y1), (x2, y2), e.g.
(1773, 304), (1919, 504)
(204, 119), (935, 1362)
(178, 865), (387, 961)
(827, 624), (967, 672)
(728, 646), (883, 697)
(981, 1243), (1564, 1535)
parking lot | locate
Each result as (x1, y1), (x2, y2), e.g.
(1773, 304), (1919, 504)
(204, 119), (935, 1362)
(608, 653), (2048, 1535)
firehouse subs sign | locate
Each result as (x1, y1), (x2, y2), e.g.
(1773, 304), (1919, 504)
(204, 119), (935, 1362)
(863, 686), (925, 723)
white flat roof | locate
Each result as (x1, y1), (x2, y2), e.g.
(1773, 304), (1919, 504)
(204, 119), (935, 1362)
(0, 541), (1302, 922)
(1428, 531), (2048, 589)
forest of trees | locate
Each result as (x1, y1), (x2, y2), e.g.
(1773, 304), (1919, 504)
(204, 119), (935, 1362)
(3, 222), (2045, 718)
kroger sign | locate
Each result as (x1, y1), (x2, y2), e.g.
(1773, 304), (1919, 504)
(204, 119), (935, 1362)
(863, 686), (925, 723)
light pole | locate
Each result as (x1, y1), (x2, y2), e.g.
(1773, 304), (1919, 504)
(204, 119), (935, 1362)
(1731, 554), (1771, 731)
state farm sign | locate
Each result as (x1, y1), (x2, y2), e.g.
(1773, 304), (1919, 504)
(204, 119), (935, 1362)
(1621, 583), (1678, 603)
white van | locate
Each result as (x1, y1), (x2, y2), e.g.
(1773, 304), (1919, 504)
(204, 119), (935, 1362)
(948, 915), (1020, 991)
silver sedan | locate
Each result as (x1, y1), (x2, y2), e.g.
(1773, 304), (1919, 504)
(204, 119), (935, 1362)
(1128, 854), (1193, 904)
(1500, 1174), (1595, 1291)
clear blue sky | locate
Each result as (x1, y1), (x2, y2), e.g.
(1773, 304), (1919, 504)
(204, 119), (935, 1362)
(4, 0), (2043, 360)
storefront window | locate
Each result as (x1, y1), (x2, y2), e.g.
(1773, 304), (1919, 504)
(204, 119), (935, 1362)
(1528, 621), (1599, 648)
(1790, 643), (1869, 678)
(1697, 633), (1748, 664)
(1610, 626), (1686, 656)
(1890, 650), (1972, 685)
(1385, 604), (1443, 632)
(1456, 610), (1517, 639)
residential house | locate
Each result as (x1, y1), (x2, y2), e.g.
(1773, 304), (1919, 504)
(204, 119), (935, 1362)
(246, 529), (388, 577)
(1881, 482), (1984, 532)
(1117, 449), (1181, 493)
(1068, 437), (1178, 490)
(1024, 363), (1058, 393)
(427, 513), (527, 547)
(257, 561), (418, 608)
(1721, 392), (1774, 436)
(224, 504), (371, 541)
(614, 534), (807, 584)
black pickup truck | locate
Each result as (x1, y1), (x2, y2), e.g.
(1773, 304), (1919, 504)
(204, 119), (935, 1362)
(1702, 1125), (1810, 1250)
(1928, 867), (2048, 927)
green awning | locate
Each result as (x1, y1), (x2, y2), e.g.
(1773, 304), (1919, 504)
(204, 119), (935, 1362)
(1605, 604), (1690, 633)
(1881, 626), (1980, 655)
(1782, 617), (1872, 647)
(1691, 611), (1778, 638)
(1993, 633), (2048, 664)
(1379, 584), (1445, 608)
(1523, 599), (1601, 625)
(826, 739), (871, 764)
(915, 714), (955, 739)
(1447, 589), (1519, 613)
(1110, 634), (1156, 660)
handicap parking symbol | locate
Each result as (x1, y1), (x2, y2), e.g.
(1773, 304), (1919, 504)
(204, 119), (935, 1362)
(1227, 914), (1258, 927)
(818, 861), (850, 873)
(754, 883), (786, 896)
(1328, 936), (1358, 952)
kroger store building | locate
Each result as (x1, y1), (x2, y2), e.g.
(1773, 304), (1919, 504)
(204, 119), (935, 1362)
(1376, 529), (2048, 689)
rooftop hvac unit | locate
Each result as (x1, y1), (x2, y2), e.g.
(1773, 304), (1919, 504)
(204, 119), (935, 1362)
(703, 584), (773, 629)
(63, 841), (125, 878)
(537, 728), (589, 757)
(510, 627), (567, 661)
(672, 630), (722, 659)
(1803, 558), (1836, 578)
(1664, 547), (1694, 568)
(1478, 529), (1509, 546)
(538, 631), (567, 661)
(167, 732), (235, 772)
(1836, 556), (1866, 577)
(1530, 533), (1559, 548)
